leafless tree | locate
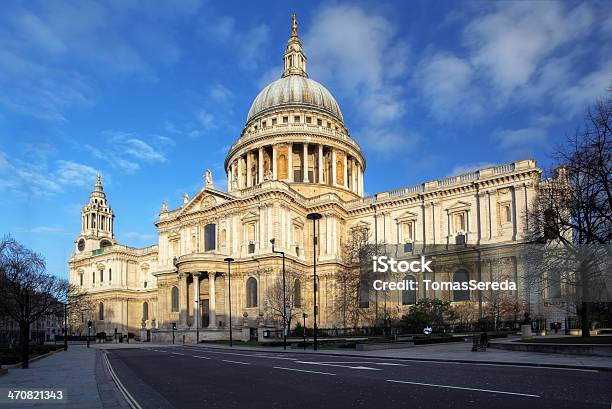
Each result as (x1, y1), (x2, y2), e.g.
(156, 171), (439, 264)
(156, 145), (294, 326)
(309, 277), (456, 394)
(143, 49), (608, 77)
(265, 269), (302, 330)
(334, 226), (376, 327)
(0, 236), (70, 368)
(524, 94), (612, 336)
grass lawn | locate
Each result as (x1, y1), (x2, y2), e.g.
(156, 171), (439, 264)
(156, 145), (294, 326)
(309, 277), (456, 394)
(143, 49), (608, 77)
(519, 336), (612, 344)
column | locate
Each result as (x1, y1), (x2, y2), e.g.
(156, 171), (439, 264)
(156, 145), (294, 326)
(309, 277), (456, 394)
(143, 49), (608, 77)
(318, 144), (324, 184)
(303, 143), (309, 182)
(272, 145), (277, 180)
(179, 273), (188, 327)
(231, 161), (237, 191)
(359, 165), (364, 196)
(352, 160), (357, 193)
(246, 152), (252, 187)
(288, 143), (293, 182)
(258, 147), (264, 183)
(343, 154), (348, 188)
(325, 215), (331, 255)
(193, 273), (201, 329)
(208, 272), (217, 328)
(331, 149), (337, 187)
(238, 156), (244, 189)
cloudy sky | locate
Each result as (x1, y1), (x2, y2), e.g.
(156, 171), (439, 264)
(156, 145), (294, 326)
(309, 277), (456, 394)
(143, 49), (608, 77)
(0, 0), (610, 277)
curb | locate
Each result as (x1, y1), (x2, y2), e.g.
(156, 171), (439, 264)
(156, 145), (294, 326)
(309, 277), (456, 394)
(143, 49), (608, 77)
(191, 343), (612, 372)
(1, 348), (64, 372)
(102, 351), (143, 409)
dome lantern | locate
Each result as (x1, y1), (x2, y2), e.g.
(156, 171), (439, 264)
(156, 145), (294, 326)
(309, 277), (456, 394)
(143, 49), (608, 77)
(282, 14), (307, 78)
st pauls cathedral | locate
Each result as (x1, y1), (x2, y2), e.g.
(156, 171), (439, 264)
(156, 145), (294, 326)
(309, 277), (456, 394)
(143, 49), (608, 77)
(69, 17), (546, 342)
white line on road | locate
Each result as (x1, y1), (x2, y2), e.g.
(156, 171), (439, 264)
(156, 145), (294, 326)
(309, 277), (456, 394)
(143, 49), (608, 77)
(386, 379), (540, 398)
(178, 347), (298, 361)
(375, 363), (408, 367)
(172, 352), (186, 356)
(295, 361), (381, 371)
(192, 355), (211, 359)
(222, 359), (251, 365)
(274, 367), (336, 376)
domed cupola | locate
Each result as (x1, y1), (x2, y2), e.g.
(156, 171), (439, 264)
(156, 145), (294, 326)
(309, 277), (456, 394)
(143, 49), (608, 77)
(225, 15), (365, 199)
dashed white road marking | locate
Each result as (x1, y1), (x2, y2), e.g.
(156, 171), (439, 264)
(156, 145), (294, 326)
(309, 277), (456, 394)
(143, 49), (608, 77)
(192, 355), (211, 359)
(274, 367), (336, 376)
(386, 379), (540, 398)
(375, 362), (408, 367)
(171, 352), (185, 356)
(222, 359), (251, 365)
(295, 361), (381, 371)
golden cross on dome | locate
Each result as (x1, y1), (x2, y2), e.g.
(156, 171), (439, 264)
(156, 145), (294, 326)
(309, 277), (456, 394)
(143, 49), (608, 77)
(291, 14), (298, 37)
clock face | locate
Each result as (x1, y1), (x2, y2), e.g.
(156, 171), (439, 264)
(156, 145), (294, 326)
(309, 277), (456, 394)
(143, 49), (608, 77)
(78, 239), (85, 252)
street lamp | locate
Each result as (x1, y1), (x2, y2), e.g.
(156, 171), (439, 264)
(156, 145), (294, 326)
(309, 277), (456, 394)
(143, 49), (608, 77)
(270, 238), (287, 350)
(172, 322), (176, 344)
(194, 298), (200, 344)
(63, 302), (68, 351)
(87, 320), (92, 348)
(306, 212), (322, 351)
(302, 310), (307, 351)
(224, 257), (234, 347)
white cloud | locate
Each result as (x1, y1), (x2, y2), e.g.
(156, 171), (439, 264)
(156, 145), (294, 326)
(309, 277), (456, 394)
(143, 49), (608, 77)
(196, 110), (215, 130)
(208, 83), (233, 105)
(302, 5), (414, 153)
(18, 226), (64, 234)
(0, 149), (100, 197)
(415, 52), (482, 121)
(464, 2), (593, 95)
(202, 17), (270, 70)
(498, 127), (548, 149)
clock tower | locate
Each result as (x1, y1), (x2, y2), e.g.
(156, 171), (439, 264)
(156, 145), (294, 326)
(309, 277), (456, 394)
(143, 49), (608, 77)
(75, 175), (115, 254)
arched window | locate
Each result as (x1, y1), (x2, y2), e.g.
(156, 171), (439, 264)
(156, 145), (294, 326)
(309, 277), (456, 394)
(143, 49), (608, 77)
(246, 277), (258, 308)
(402, 275), (417, 305)
(278, 154), (287, 179)
(98, 302), (104, 320)
(171, 286), (179, 312)
(294, 279), (301, 307)
(143, 302), (149, 321)
(453, 270), (470, 301)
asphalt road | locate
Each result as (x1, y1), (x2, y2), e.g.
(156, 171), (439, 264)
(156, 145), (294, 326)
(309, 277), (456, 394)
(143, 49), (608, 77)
(107, 345), (612, 409)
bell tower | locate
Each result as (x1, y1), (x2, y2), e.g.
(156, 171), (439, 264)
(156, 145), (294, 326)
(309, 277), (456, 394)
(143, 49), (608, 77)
(75, 175), (115, 254)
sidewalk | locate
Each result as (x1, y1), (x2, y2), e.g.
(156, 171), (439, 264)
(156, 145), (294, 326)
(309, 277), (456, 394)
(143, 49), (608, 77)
(176, 339), (612, 371)
(0, 346), (104, 408)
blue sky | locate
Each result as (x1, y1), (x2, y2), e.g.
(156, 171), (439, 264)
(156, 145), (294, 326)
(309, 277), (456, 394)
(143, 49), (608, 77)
(1, 0), (611, 278)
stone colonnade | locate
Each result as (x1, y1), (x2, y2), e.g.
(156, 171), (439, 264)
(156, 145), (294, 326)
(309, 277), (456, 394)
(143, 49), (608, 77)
(227, 142), (364, 195)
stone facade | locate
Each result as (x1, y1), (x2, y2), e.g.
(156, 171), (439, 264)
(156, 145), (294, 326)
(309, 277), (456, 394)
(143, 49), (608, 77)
(68, 17), (546, 342)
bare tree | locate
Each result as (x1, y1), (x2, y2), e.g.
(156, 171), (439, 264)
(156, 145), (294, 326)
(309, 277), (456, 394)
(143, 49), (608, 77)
(0, 237), (70, 368)
(334, 226), (375, 327)
(265, 269), (302, 330)
(524, 94), (612, 336)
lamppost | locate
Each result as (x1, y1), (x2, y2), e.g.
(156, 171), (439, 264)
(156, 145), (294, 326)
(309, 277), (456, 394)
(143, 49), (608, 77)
(87, 320), (92, 348)
(63, 302), (68, 351)
(302, 309), (307, 351)
(306, 212), (322, 351)
(270, 238), (287, 350)
(224, 257), (234, 347)
(194, 298), (200, 344)
(172, 322), (176, 344)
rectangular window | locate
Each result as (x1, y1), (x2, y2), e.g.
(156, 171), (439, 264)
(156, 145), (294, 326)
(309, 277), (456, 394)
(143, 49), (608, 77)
(109, 268), (112, 282)
(404, 242), (413, 253)
(80, 274), (83, 286)
(317, 119), (322, 126)
(326, 121), (331, 128)
(262, 120), (267, 128)
(92, 272), (95, 283)
(306, 116), (312, 124)
(248, 243), (255, 254)
(100, 270), (103, 282)
(283, 116), (288, 124)
(294, 115), (300, 123)
(504, 204), (512, 223)
(204, 224), (216, 251)
(272, 118), (277, 126)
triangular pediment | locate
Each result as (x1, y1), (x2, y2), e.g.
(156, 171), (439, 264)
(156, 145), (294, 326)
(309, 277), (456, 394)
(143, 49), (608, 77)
(445, 200), (472, 212)
(178, 187), (234, 216)
(395, 210), (419, 222)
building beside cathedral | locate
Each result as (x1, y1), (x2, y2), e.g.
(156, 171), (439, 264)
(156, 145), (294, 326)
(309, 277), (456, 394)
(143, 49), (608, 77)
(69, 17), (549, 342)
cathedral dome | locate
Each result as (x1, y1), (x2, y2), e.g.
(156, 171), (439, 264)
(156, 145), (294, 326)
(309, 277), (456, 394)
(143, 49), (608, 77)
(247, 75), (344, 123)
